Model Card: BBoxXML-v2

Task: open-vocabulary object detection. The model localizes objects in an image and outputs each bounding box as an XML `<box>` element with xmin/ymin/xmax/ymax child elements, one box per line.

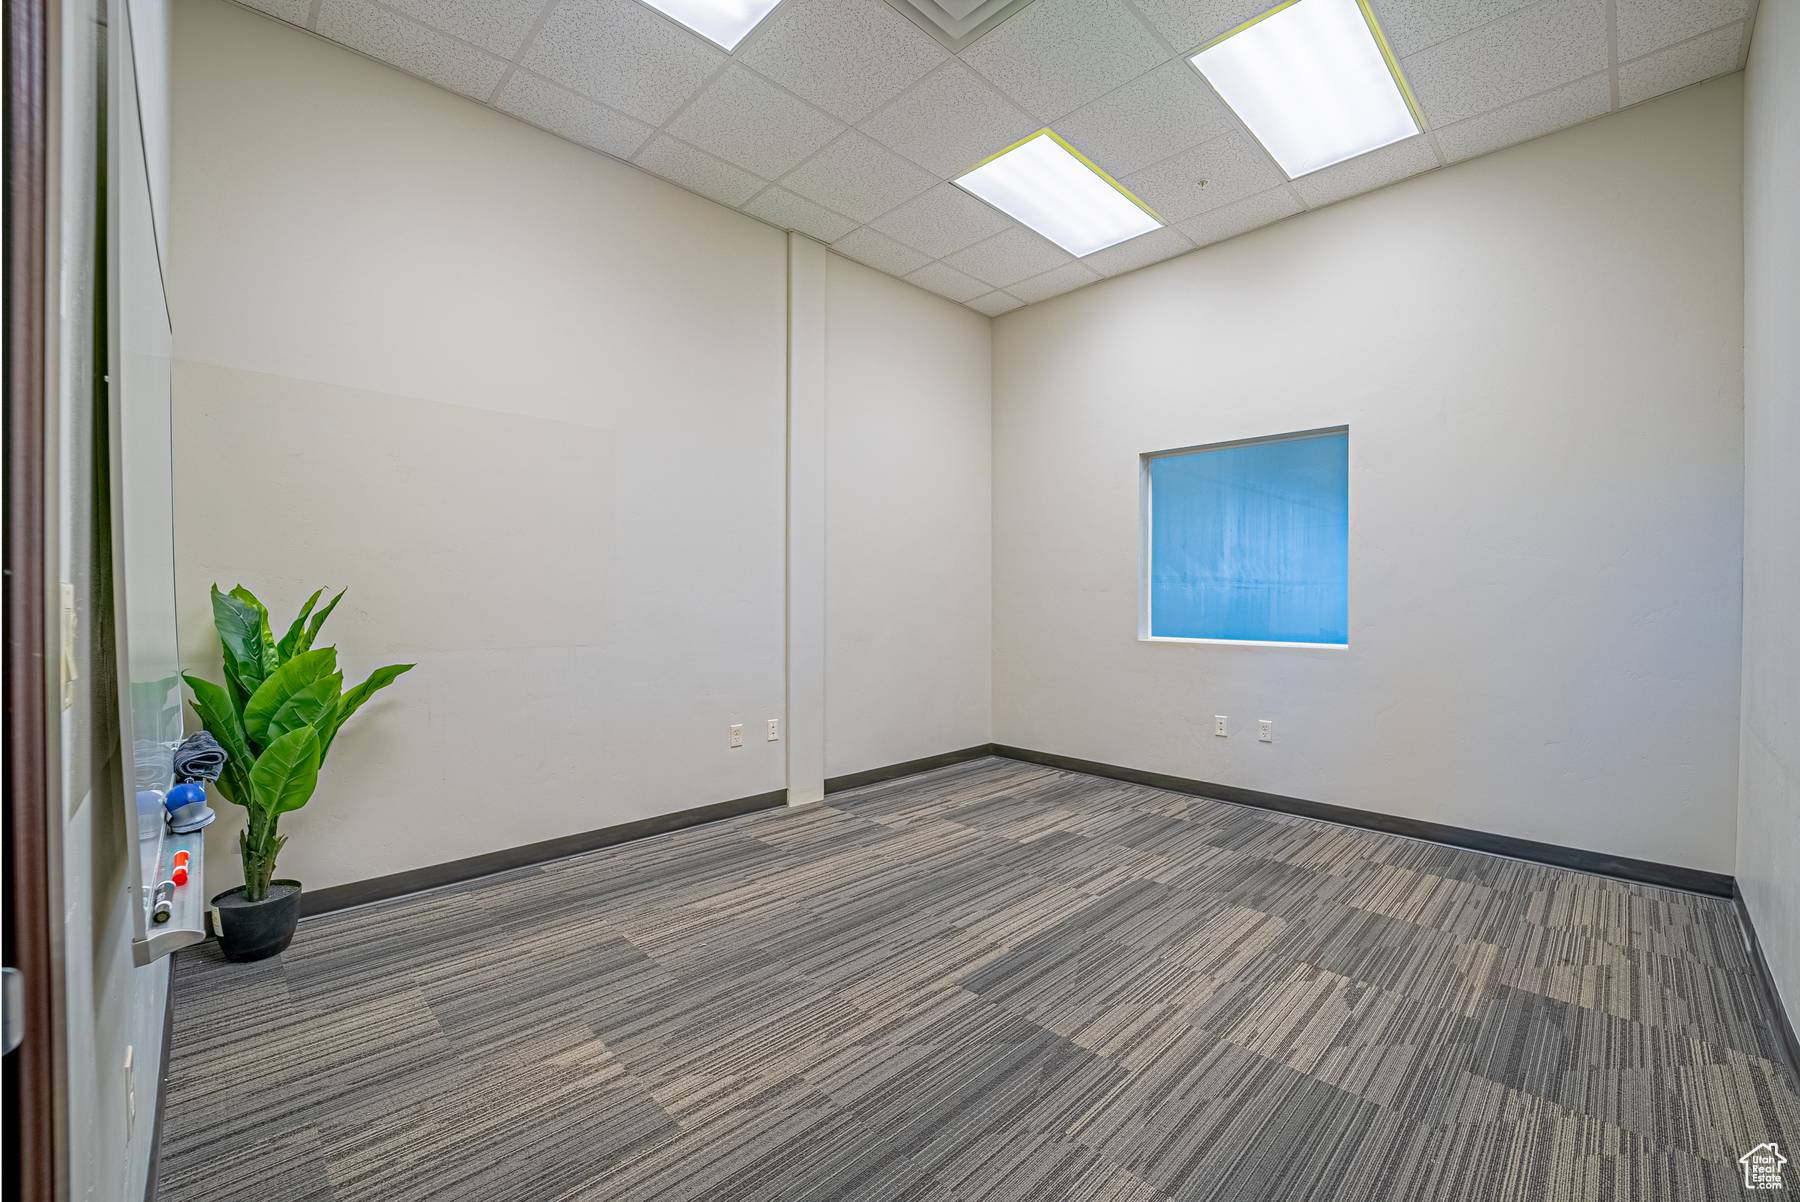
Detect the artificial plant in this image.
<box><xmin>183</xmin><ymin>585</ymin><xmax>414</xmax><ymax>901</ymax></box>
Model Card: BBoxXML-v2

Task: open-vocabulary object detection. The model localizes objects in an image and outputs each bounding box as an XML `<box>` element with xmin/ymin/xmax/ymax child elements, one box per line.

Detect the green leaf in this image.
<box><xmin>243</xmin><ymin>648</ymin><xmax>339</xmax><ymax>748</ymax></box>
<box><xmin>296</xmin><ymin>589</ymin><xmax>346</xmax><ymax>658</ymax></box>
<box><xmin>250</xmin><ymin>726</ymin><xmax>322</xmax><ymax>815</ymax></box>
<box><xmin>210</xmin><ymin>586</ymin><xmax>268</xmax><ymax>698</ymax></box>
<box><xmin>275</xmin><ymin>588</ymin><xmax>326</xmax><ymax>664</ymax></box>
<box><xmin>321</xmin><ymin>662</ymin><xmax>414</xmax><ymax>760</ymax></box>
<box><xmin>230</xmin><ymin>585</ymin><xmax>279</xmax><ymax>677</ymax></box>
<box><xmin>182</xmin><ymin>672</ymin><xmax>254</xmax><ymax>807</ymax></box>
<box><xmin>266</xmin><ymin>674</ymin><xmax>342</xmax><ymax>744</ymax></box>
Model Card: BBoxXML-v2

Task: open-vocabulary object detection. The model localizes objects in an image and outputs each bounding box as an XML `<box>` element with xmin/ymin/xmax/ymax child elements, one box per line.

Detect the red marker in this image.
<box><xmin>172</xmin><ymin>865</ymin><xmax>189</xmax><ymax>886</ymax></box>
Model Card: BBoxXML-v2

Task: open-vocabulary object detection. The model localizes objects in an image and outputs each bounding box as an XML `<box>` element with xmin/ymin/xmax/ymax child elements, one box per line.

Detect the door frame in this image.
<box><xmin>5</xmin><ymin>0</ymin><xmax>70</xmax><ymax>1195</ymax></box>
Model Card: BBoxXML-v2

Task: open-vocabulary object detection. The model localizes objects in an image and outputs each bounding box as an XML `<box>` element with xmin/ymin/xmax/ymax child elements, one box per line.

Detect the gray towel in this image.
<box><xmin>174</xmin><ymin>731</ymin><xmax>228</xmax><ymax>783</ymax></box>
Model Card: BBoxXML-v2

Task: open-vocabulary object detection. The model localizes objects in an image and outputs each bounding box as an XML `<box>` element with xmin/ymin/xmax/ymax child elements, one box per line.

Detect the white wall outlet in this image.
<box><xmin>1258</xmin><ymin>719</ymin><xmax>1273</xmax><ymax>743</ymax></box>
<box><xmin>1213</xmin><ymin>715</ymin><xmax>1228</xmax><ymax>737</ymax></box>
<box><xmin>728</xmin><ymin>723</ymin><xmax>744</xmax><ymax>749</ymax></box>
<box><xmin>767</xmin><ymin>718</ymin><xmax>780</xmax><ymax>742</ymax></box>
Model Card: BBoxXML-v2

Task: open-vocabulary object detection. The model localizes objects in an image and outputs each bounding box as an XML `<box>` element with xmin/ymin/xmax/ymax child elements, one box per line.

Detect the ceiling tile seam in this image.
<box><xmin>345</xmin><ymin>0</ymin><xmax>525</xmax><ymax>68</ymax></box>
<box><xmin>740</xmin><ymin>178</ymin><xmax>867</xmax><ymax>230</ymax></box>
<box><xmin>304</xmin><ymin>0</ymin><xmax>322</xmax><ymax>27</ymax></box>
<box><xmin>764</xmin><ymin>159</ymin><xmax>933</xmax><ymax>229</ymax></box>
<box><xmin>235</xmin><ymin>6</ymin><xmax>525</xmax><ymax>113</ymax></box>
<box><xmin>484</xmin><ymin>0</ymin><xmax>562</xmax><ymax>104</ymax></box>
<box><xmin>1389</xmin><ymin>0</ymin><xmax>1597</xmax><ymax>66</ymax></box>
<box><xmin>1616</xmin><ymin>19</ymin><xmax>1747</xmax><ymax>68</ymax></box>
<box><xmin>1168</xmin><ymin>57</ymin><xmax>1294</xmax><ymax>201</ymax></box>
<box><xmin>1603</xmin><ymin>0</ymin><xmax>1623</xmax><ymax>109</ymax></box>
<box><xmin>850</xmin><ymin>61</ymin><xmax>1023</xmax><ymax>178</ymax></box>
<box><xmin>956</xmin><ymin>13</ymin><xmax>1178</xmax><ymax>125</ymax></box>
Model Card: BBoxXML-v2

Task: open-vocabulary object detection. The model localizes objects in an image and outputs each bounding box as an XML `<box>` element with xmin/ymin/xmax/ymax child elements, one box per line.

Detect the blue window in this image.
<box><xmin>1146</xmin><ymin>429</ymin><xmax>1348</xmax><ymax>645</ymax></box>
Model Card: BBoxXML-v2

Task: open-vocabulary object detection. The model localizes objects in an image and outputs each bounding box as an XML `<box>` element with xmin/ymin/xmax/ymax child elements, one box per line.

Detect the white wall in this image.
<box><xmin>171</xmin><ymin>0</ymin><xmax>788</xmax><ymax>889</ymax></box>
<box><xmin>825</xmin><ymin>254</ymin><xmax>992</xmax><ymax>777</ymax></box>
<box><xmin>1738</xmin><ymin>2</ymin><xmax>1800</xmax><ymax>1030</ymax></box>
<box><xmin>992</xmin><ymin>78</ymin><xmax>1746</xmax><ymax>873</ymax></box>
<box><xmin>169</xmin><ymin>0</ymin><xmax>992</xmax><ymax>889</ymax></box>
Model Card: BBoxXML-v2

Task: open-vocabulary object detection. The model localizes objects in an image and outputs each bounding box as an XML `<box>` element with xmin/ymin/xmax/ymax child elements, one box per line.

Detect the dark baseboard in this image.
<box><xmin>143</xmin><ymin>969</ymin><xmax>174</xmax><ymax>1202</ymax></box>
<box><xmin>989</xmin><ymin>744</ymin><xmax>1734</xmax><ymax>898</ymax></box>
<box><xmin>825</xmin><ymin>745</ymin><xmax>995</xmax><ymax>794</ymax></box>
<box><xmin>299</xmin><ymin>787</ymin><xmax>788</xmax><ymax>916</ymax></box>
<box><xmin>1733</xmin><ymin>886</ymin><xmax>1800</xmax><ymax>1085</ymax></box>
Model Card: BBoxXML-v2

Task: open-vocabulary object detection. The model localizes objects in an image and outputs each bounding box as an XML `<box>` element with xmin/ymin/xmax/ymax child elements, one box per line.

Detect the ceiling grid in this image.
<box><xmin>233</xmin><ymin>0</ymin><xmax>1752</xmax><ymax>313</ymax></box>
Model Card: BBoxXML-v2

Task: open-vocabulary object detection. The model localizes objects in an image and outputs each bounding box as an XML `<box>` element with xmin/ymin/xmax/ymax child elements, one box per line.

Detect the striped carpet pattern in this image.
<box><xmin>160</xmin><ymin>757</ymin><xmax>1799</xmax><ymax>1201</ymax></box>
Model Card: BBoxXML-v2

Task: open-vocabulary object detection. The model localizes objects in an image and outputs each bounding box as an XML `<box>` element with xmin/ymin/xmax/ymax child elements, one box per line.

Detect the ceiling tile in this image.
<box><xmin>858</xmin><ymin>60</ymin><xmax>1039</xmax><ymax>176</ymax></box>
<box><xmin>1435</xmin><ymin>71</ymin><xmax>1610</xmax><ymax>162</ymax></box>
<box><xmin>779</xmin><ymin>130</ymin><xmax>937</xmax><ymax>222</ymax></box>
<box><xmin>1055</xmin><ymin>59</ymin><xmax>1238</xmax><ymax>178</ymax></box>
<box><xmin>1121</xmin><ymin>133</ymin><xmax>1284</xmax><ymax>223</ymax></box>
<box><xmin>1291</xmin><ymin>135</ymin><xmax>1437</xmax><ymax>207</ymax></box>
<box><xmin>237</xmin><ymin>0</ymin><xmax>312</xmax><ymax>23</ymax></box>
<box><xmin>1618</xmin><ymin>22</ymin><xmax>1745</xmax><ymax>107</ymax></box>
<box><xmin>1081</xmin><ymin>224</ymin><xmax>1194</xmax><ymax>276</ymax></box>
<box><xmin>666</xmin><ymin>65</ymin><xmax>845</xmax><ymax>178</ymax></box>
<box><xmin>945</xmin><ymin>227</ymin><xmax>1072</xmax><ymax>287</ymax></box>
<box><xmin>633</xmin><ymin>134</ymin><xmax>766</xmax><ymax>206</ymax></box>
<box><xmin>1616</xmin><ymin>0</ymin><xmax>1748</xmax><ymax>60</ymax></box>
<box><xmin>959</xmin><ymin>0</ymin><xmax>1169</xmax><ymax>121</ymax></box>
<box><xmin>496</xmin><ymin>70</ymin><xmax>655</xmax><ymax>159</ymax></box>
<box><xmin>1177</xmin><ymin>185</ymin><xmax>1301</xmax><ymax>246</ymax></box>
<box><xmin>737</xmin><ymin>0</ymin><xmax>948</xmax><ymax>123</ymax></box>
<box><xmin>869</xmin><ymin>182</ymin><xmax>1013</xmax><ymax>257</ymax></box>
<box><xmin>521</xmin><ymin>0</ymin><xmax>726</xmax><ymax>125</ymax></box>
<box><xmin>1402</xmin><ymin>0</ymin><xmax>1608</xmax><ymax>128</ymax></box>
<box><xmin>381</xmin><ymin>0</ymin><xmax>550</xmax><ymax>57</ymax></box>
<box><xmin>316</xmin><ymin>0</ymin><xmax>508</xmax><ymax>100</ymax></box>
<box><xmin>744</xmin><ymin>185</ymin><xmax>860</xmax><ymax>241</ymax></box>
<box><xmin>906</xmin><ymin>261</ymin><xmax>991</xmax><ymax>302</ymax></box>
<box><xmin>831</xmin><ymin>227</ymin><xmax>933</xmax><ymax>275</ymax></box>
<box><xmin>1369</xmin><ymin>0</ymin><xmax>1540</xmax><ymax>59</ymax></box>
<box><xmin>1126</xmin><ymin>0</ymin><xmax>1265</xmax><ymax>57</ymax></box>
<box><xmin>1007</xmin><ymin>260</ymin><xmax>1102</xmax><ymax>303</ymax></box>
<box><xmin>967</xmin><ymin>290</ymin><xmax>1025</xmax><ymax>316</ymax></box>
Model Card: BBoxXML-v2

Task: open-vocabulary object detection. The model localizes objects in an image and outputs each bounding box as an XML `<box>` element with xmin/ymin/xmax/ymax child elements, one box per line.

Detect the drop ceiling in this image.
<box><xmin>237</xmin><ymin>0</ymin><xmax>1755</xmax><ymax>315</ymax></box>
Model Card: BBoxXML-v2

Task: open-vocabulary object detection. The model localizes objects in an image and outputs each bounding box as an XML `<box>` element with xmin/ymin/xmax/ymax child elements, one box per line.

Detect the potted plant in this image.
<box><xmin>184</xmin><ymin>584</ymin><xmax>413</xmax><ymax>962</ymax></box>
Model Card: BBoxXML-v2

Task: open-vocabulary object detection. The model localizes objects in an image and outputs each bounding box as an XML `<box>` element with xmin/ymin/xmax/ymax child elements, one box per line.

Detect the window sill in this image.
<box><xmin>1139</xmin><ymin>636</ymin><xmax>1349</xmax><ymax>650</ymax></box>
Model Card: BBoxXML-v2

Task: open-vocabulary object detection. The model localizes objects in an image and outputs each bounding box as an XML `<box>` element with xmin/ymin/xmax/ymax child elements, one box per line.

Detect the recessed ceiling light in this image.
<box><xmin>1189</xmin><ymin>0</ymin><xmax>1420</xmax><ymax>179</ymax></box>
<box><xmin>953</xmin><ymin>130</ymin><xmax>1162</xmax><ymax>258</ymax></box>
<box><xmin>639</xmin><ymin>0</ymin><xmax>784</xmax><ymax>51</ymax></box>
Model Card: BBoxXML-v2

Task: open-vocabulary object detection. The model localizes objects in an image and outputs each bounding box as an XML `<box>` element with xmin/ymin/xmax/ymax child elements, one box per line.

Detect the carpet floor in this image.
<box><xmin>160</xmin><ymin>756</ymin><xmax>1799</xmax><ymax>1201</ymax></box>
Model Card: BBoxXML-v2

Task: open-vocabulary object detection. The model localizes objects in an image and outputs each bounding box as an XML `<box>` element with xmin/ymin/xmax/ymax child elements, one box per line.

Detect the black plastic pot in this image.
<box><xmin>211</xmin><ymin>880</ymin><xmax>303</xmax><ymax>962</ymax></box>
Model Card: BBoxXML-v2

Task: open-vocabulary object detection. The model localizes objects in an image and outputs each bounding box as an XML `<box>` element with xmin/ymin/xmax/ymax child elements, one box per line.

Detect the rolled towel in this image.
<box><xmin>174</xmin><ymin>731</ymin><xmax>228</xmax><ymax>783</ymax></box>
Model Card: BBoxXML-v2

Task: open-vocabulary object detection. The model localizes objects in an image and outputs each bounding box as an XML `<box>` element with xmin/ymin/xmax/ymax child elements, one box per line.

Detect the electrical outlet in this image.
<box><xmin>728</xmin><ymin>723</ymin><xmax>744</xmax><ymax>749</ymax></box>
<box><xmin>1213</xmin><ymin>715</ymin><xmax>1228</xmax><ymax>738</ymax></box>
<box><xmin>1258</xmin><ymin>719</ymin><xmax>1273</xmax><ymax>743</ymax></box>
<box><xmin>767</xmin><ymin>718</ymin><xmax>780</xmax><ymax>742</ymax></box>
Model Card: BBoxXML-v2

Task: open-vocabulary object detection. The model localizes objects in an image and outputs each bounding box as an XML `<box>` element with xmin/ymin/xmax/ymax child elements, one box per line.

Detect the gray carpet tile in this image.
<box><xmin>160</xmin><ymin>757</ymin><xmax>1800</xmax><ymax>1201</ymax></box>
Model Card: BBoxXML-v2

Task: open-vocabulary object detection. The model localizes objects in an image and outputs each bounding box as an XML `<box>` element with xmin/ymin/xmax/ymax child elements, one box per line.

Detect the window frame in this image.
<box><xmin>1139</xmin><ymin>425</ymin><xmax>1351</xmax><ymax>650</ymax></box>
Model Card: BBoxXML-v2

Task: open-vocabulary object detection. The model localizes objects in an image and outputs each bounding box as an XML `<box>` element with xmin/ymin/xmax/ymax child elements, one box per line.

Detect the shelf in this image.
<box><xmin>131</xmin><ymin>826</ymin><xmax>208</xmax><ymax>966</ymax></box>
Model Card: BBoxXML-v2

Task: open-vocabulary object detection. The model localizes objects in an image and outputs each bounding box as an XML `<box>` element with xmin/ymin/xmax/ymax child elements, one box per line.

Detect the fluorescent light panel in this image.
<box><xmin>639</xmin><ymin>0</ymin><xmax>783</xmax><ymax>50</ymax></box>
<box><xmin>954</xmin><ymin>132</ymin><xmax>1161</xmax><ymax>257</ymax></box>
<box><xmin>1190</xmin><ymin>0</ymin><xmax>1417</xmax><ymax>179</ymax></box>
